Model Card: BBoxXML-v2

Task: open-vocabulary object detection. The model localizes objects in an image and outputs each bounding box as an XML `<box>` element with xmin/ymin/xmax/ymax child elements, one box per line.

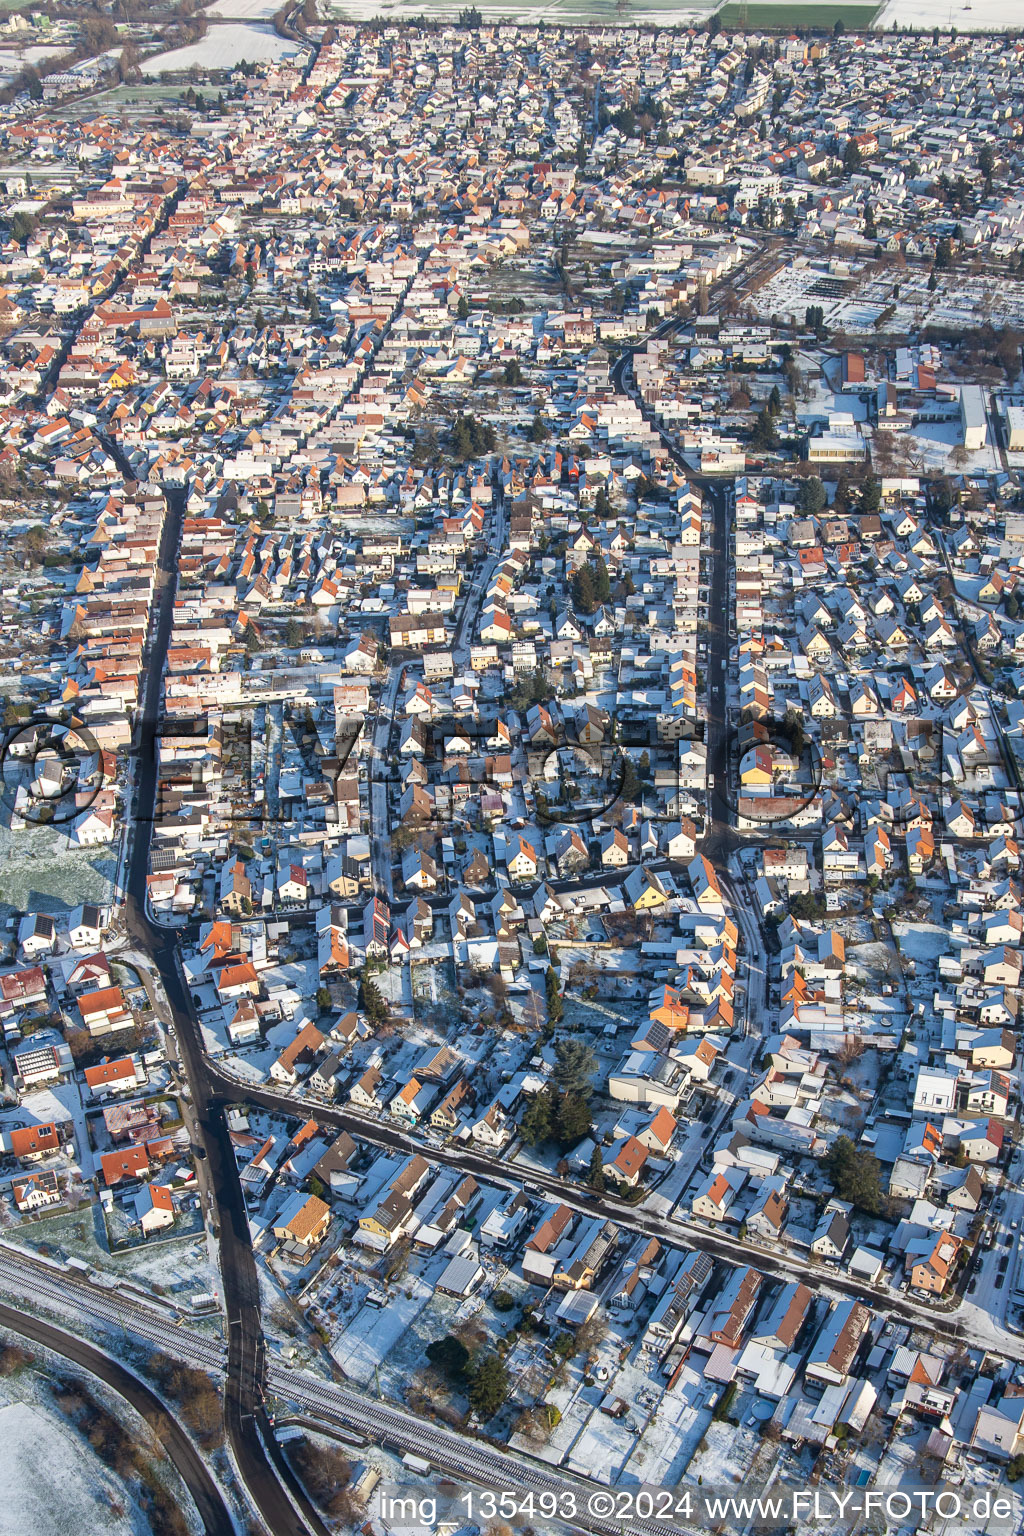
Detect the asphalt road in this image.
<box><xmin>609</xmin><ymin>338</ymin><xmax>735</xmax><ymax>859</ymax></box>
<box><xmin>85</xmin><ymin>306</ymin><xmax>1009</xmax><ymax>1526</ymax></box>
<box><xmin>699</xmin><ymin>479</ymin><xmax>737</xmax><ymax>861</ymax></box>
<box><xmin>112</xmin><ymin>466</ymin><xmax>329</xmax><ymax>1536</ymax></box>
<box><xmin>0</xmin><ymin>1298</ymin><xmax>234</xmax><ymax>1536</ymax></box>
<box><xmin>211</xmin><ymin>1068</ymin><xmax>997</xmax><ymax>1347</ymax></box>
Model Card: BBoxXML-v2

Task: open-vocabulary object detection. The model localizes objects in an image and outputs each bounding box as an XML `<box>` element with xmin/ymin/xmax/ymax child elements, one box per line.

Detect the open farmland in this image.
<box><xmin>206</xmin><ymin>0</ymin><xmax>282</xmax><ymax>14</ymax></box>
<box><xmin>321</xmin><ymin>0</ymin><xmax>1023</xmax><ymax>25</ymax></box>
<box><xmin>141</xmin><ymin>21</ymin><xmax>305</xmax><ymax>72</ymax></box>
<box><xmin>330</xmin><ymin>0</ymin><xmax>716</xmax><ymax>22</ymax></box>
<box><xmin>874</xmin><ymin>0</ymin><xmax>1024</xmax><ymax>29</ymax></box>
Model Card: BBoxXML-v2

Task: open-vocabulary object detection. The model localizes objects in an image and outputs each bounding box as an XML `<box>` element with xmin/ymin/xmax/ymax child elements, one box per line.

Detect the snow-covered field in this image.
<box><xmin>0</xmin><ymin>1400</ymin><xmax>143</xmax><ymax>1536</ymax></box>
<box><xmin>875</xmin><ymin>0</ymin><xmax>1024</xmax><ymax>28</ymax></box>
<box><xmin>0</xmin><ymin>45</ymin><xmax>68</xmax><ymax>67</ymax></box>
<box><xmin>141</xmin><ymin>23</ymin><xmax>304</xmax><ymax>74</ymax></box>
<box><xmin>898</xmin><ymin>419</ymin><xmax>1002</xmax><ymax>474</ymax></box>
<box><xmin>329</xmin><ymin>0</ymin><xmax>712</xmax><ymax>19</ymax></box>
<box><xmin>206</xmin><ymin>0</ymin><xmax>281</xmax><ymax>15</ymax></box>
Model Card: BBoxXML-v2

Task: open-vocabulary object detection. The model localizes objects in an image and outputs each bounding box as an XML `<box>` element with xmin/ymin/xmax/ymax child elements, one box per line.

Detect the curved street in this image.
<box><xmin>0</xmin><ymin>1298</ymin><xmax>235</xmax><ymax>1536</ymax></box>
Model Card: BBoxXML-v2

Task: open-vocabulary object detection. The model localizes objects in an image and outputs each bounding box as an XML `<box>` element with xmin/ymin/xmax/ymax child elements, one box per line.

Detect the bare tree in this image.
<box><xmin>576</xmin><ymin>1308</ymin><xmax>608</xmax><ymax>1362</ymax></box>
<box><xmin>837</xmin><ymin>1034</ymin><xmax>865</xmax><ymax>1066</ymax></box>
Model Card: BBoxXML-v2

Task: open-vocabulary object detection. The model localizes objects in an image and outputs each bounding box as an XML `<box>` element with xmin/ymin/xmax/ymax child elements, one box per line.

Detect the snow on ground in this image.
<box><xmin>0</xmin><ymin>821</ymin><xmax>114</xmax><ymax>919</ymax></box>
<box><xmin>875</xmin><ymin>0</ymin><xmax>1022</xmax><ymax>28</ymax></box>
<box><xmin>847</xmin><ymin>940</ymin><xmax>894</xmax><ymax>974</ymax></box>
<box><xmin>752</xmin><ymin>259</ymin><xmax>1024</xmax><ymax>335</ymax></box>
<box><xmin>5</xmin><ymin>1202</ymin><xmax>218</xmax><ymax>1305</ymax></box>
<box><xmin>329</xmin><ymin>0</ymin><xmax>711</xmax><ymax>19</ymax></box>
<box><xmin>629</xmin><ymin>1362</ymin><xmax>710</xmax><ymax>1485</ymax></box>
<box><xmin>565</xmin><ymin>1354</ymin><xmax>662</xmax><ymax>1483</ymax></box>
<box><xmin>0</xmin><ymin>45</ymin><xmax>68</xmax><ymax>67</ymax></box>
<box><xmin>112</xmin><ymin>1233</ymin><xmax>217</xmax><ymax>1298</ymax></box>
<box><xmin>254</xmin><ymin>1258</ymin><xmax>318</xmax><ymax>1363</ymax></box>
<box><xmin>377</xmin><ymin>959</ymin><xmax>413</xmax><ymax>1011</ymax></box>
<box><xmin>0</xmin><ymin>1399</ymin><xmax>145</xmax><ymax>1536</ymax></box>
<box><xmin>900</xmin><ymin>419</ymin><xmax>1002</xmax><ymax>475</ymax></box>
<box><xmin>565</xmin><ymin>1396</ymin><xmax>637</xmax><ymax>1482</ymax></box>
<box><xmin>330</xmin><ymin>1273</ymin><xmax>432</xmax><ymax>1384</ymax></box>
<box><xmin>141</xmin><ymin>23</ymin><xmax>303</xmax><ymax>73</ymax></box>
<box><xmin>657</xmin><ymin>1125</ymin><xmax>707</xmax><ymax>1212</ymax></box>
<box><xmin>686</xmin><ymin>1413</ymin><xmax>762</xmax><ymax>1487</ymax></box>
<box><xmin>17</xmin><ymin>1077</ymin><xmax>93</xmax><ymax>1177</ymax></box>
<box><xmin>206</xmin><ymin>0</ymin><xmax>280</xmax><ymax>14</ymax></box>
<box><xmin>891</xmin><ymin>921</ymin><xmax>951</xmax><ymax>962</ymax></box>
<box><xmin>544</xmin><ymin>1371</ymin><xmax>597</xmax><ymax>1463</ymax></box>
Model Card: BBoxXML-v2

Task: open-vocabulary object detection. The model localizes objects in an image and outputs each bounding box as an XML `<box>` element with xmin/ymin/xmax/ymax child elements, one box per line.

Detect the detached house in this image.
<box><xmin>270</xmin><ymin>1023</ymin><xmax>326</xmax><ymax>1086</ymax></box>
<box><xmin>907</xmin><ymin>1232</ymin><xmax>962</xmax><ymax>1295</ymax></box>
<box><xmin>746</xmin><ymin>1176</ymin><xmax>789</xmax><ymax>1241</ymax></box>
<box><xmin>507</xmin><ymin>836</ymin><xmax>539</xmax><ymax>881</ymax></box>
<box><xmin>273</xmin><ymin>1191</ymin><xmax>331</xmax><ymax>1253</ymax></box>
<box><xmin>692</xmin><ymin>1167</ymin><xmax>745</xmax><ymax>1222</ymax></box>
<box><xmin>810</xmin><ymin>1202</ymin><xmax>850</xmax><ymax>1261</ymax></box>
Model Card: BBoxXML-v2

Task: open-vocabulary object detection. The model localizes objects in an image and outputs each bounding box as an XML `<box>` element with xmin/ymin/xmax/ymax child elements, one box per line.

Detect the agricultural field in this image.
<box><xmin>873</xmin><ymin>0</ymin><xmax>1023</xmax><ymax>29</ymax></box>
<box><xmin>0</xmin><ymin>1399</ymin><xmax>143</xmax><ymax>1536</ymax></box>
<box><xmin>324</xmin><ymin>0</ymin><xmax>1019</xmax><ymax>24</ymax></box>
<box><xmin>329</xmin><ymin>0</ymin><xmax>715</xmax><ymax>23</ymax></box>
<box><xmin>141</xmin><ymin>21</ymin><xmax>305</xmax><ymax>73</ymax></box>
<box><xmin>206</xmin><ymin>0</ymin><xmax>282</xmax><ymax>15</ymax></box>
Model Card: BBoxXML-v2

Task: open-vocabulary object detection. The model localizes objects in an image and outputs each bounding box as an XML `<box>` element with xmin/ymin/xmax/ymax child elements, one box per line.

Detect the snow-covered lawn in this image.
<box><xmin>330</xmin><ymin>1274</ymin><xmax>432</xmax><ymax>1384</ymax></box>
<box><xmin>543</xmin><ymin>1372</ymin><xmax>599</xmax><ymax>1464</ymax></box>
<box><xmin>899</xmin><ymin>419</ymin><xmax>1002</xmax><ymax>475</ymax></box>
<box><xmin>629</xmin><ymin>1361</ymin><xmax>710</xmax><ymax>1484</ymax></box>
<box><xmin>0</xmin><ymin>820</ymin><xmax>115</xmax><ymax>918</ymax></box>
<box><xmin>565</xmin><ymin>1399</ymin><xmax>637</xmax><ymax>1482</ymax></box>
<box><xmin>847</xmin><ymin>939</ymin><xmax>897</xmax><ymax>977</ymax></box>
<box><xmin>0</xmin><ymin>44</ymin><xmax>68</xmax><ymax>67</ymax></box>
<box><xmin>686</xmin><ymin>1413</ymin><xmax>762</xmax><ymax>1487</ymax></box>
<box><xmin>891</xmin><ymin>921</ymin><xmax>952</xmax><ymax>962</ymax></box>
<box><xmin>141</xmin><ymin>23</ymin><xmax>304</xmax><ymax>73</ymax></box>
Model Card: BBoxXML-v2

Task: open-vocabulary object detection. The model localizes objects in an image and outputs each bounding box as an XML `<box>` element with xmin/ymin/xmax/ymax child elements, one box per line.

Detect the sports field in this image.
<box><xmin>717</xmin><ymin>1</ymin><xmax>880</xmax><ymax>26</ymax></box>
